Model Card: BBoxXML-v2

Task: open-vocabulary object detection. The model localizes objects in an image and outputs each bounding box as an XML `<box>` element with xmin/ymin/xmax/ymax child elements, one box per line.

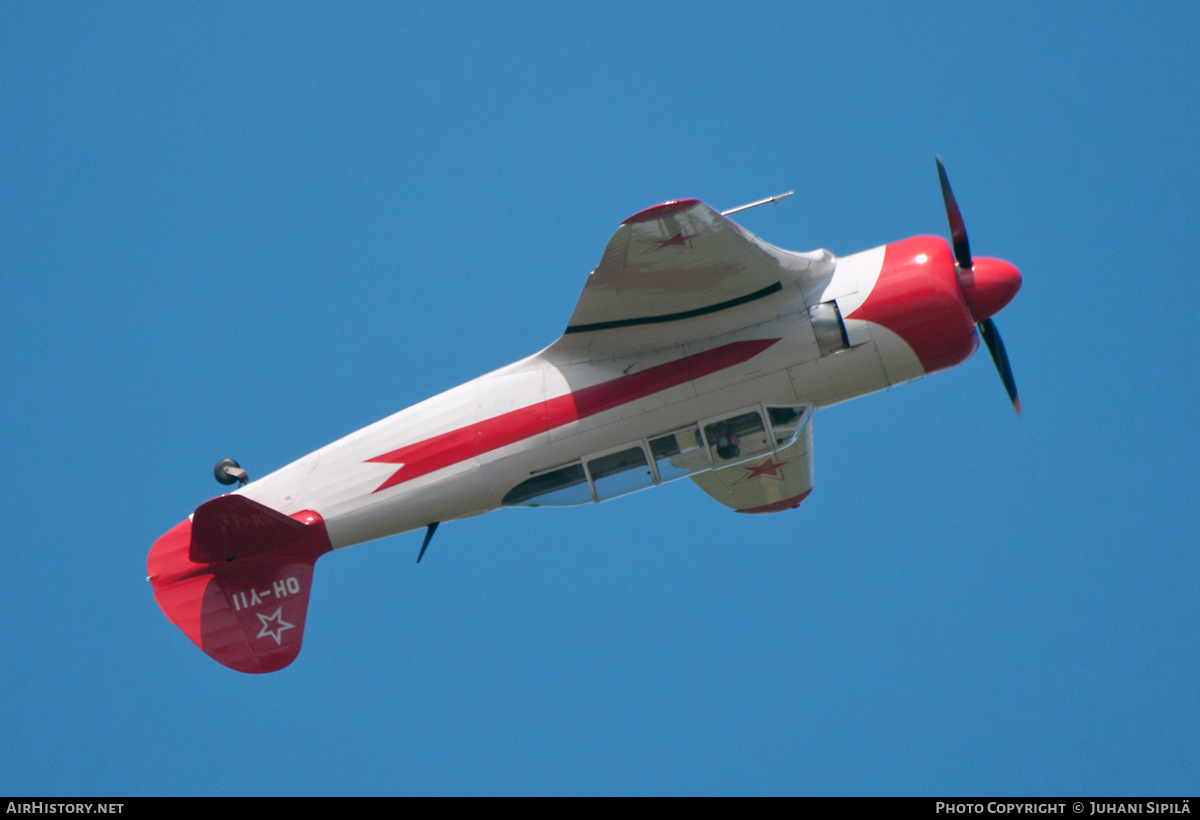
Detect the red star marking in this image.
<box><xmin>647</xmin><ymin>231</ymin><xmax>694</xmax><ymax>252</ymax></box>
<box><xmin>255</xmin><ymin>606</ymin><xmax>295</xmax><ymax>645</ymax></box>
<box><xmin>730</xmin><ymin>455</ymin><xmax>798</xmax><ymax>486</ymax></box>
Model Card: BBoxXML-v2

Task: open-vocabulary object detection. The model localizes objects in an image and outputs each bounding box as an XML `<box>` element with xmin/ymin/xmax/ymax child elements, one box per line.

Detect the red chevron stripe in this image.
<box><xmin>368</xmin><ymin>338</ymin><xmax>780</xmax><ymax>493</ymax></box>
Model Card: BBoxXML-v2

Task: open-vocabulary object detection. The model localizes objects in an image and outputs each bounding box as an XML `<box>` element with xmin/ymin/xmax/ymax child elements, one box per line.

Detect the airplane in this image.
<box><xmin>147</xmin><ymin>158</ymin><xmax>1021</xmax><ymax>674</ymax></box>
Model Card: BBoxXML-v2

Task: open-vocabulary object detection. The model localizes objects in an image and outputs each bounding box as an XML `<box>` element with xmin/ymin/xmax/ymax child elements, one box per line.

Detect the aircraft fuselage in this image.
<box><xmin>237</xmin><ymin>234</ymin><xmax>976</xmax><ymax>548</ymax></box>
<box><xmin>148</xmin><ymin>181</ymin><xmax>1021</xmax><ymax>673</ymax></box>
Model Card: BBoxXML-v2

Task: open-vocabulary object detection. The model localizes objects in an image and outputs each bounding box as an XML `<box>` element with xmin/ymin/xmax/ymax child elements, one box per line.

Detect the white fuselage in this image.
<box><xmin>234</xmin><ymin>241</ymin><xmax>935</xmax><ymax>551</ymax></box>
<box><xmin>149</xmin><ymin>177</ymin><xmax>1021</xmax><ymax>675</ymax></box>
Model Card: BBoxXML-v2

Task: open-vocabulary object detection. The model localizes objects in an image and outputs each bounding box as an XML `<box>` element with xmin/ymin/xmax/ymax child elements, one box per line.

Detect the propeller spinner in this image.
<box><xmin>935</xmin><ymin>156</ymin><xmax>1022</xmax><ymax>414</ymax></box>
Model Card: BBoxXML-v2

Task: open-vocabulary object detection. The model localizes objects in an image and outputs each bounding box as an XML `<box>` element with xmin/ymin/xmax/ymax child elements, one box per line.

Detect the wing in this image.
<box><xmin>690</xmin><ymin>419</ymin><xmax>813</xmax><ymax>513</ymax></box>
<box><xmin>565</xmin><ymin>199</ymin><xmax>826</xmax><ymax>340</ymax></box>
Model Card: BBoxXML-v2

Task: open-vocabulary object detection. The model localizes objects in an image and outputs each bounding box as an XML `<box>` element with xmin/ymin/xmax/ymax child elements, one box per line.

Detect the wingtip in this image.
<box><xmin>622</xmin><ymin>199</ymin><xmax>700</xmax><ymax>224</ymax></box>
<box><xmin>1012</xmin><ymin>397</ymin><xmax>1022</xmax><ymax>416</ymax></box>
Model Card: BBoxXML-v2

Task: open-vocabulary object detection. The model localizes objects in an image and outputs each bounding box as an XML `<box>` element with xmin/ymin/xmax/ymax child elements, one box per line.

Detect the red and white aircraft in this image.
<box><xmin>148</xmin><ymin>159</ymin><xmax>1021</xmax><ymax>673</ymax></box>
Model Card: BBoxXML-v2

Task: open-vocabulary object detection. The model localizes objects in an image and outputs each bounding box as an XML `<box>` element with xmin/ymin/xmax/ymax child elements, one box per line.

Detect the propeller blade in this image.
<box><xmin>977</xmin><ymin>318</ymin><xmax>1020</xmax><ymax>414</ymax></box>
<box><xmin>936</xmin><ymin>156</ymin><xmax>973</xmax><ymax>270</ymax></box>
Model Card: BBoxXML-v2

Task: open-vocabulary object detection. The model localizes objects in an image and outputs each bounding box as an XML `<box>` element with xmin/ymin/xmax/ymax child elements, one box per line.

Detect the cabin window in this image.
<box><xmin>506</xmin><ymin>409</ymin><xmax>802</xmax><ymax>509</ymax></box>
<box><xmin>766</xmin><ymin>405</ymin><xmax>807</xmax><ymax>448</ymax></box>
<box><xmin>648</xmin><ymin>425</ymin><xmax>709</xmax><ymax>483</ymax></box>
<box><xmin>502</xmin><ymin>462</ymin><xmax>593</xmax><ymax>507</ymax></box>
<box><xmin>809</xmin><ymin>301</ymin><xmax>849</xmax><ymax>356</ymax></box>
<box><xmin>587</xmin><ymin>445</ymin><xmax>654</xmax><ymax>501</ymax></box>
<box><xmin>702</xmin><ymin>410</ymin><xmax>771</xmax><ymax>467</ymax></box>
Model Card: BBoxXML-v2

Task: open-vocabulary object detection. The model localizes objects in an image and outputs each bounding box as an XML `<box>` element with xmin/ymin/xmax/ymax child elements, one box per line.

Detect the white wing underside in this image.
<box><xmin>690</xmin><ymin>420</ymin><xmax>814</xmax><ymax>513</ymax></box>
<box><xmin>561</xmin><ymin>199</ymin><xmax>832</xmax><ymax>355</ymax></box>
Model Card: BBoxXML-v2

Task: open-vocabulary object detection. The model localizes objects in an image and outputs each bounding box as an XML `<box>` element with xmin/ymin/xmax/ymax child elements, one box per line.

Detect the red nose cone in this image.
<box><xmin>959</xmin><ymin>256</ymin><xmax>1021</xmax><ymax>322</ymax></box>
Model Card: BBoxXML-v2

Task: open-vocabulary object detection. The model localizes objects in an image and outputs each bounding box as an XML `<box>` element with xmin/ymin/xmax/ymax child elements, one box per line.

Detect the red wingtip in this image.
<box><xmin>622</xmin><ymin>198</ymin><xmax>700</xmax><ymax>224</ymax></box>
<box><xmin>735</xmin><ymin>488</ymin><xmax>813</xmax><ymax>515</ymax></box>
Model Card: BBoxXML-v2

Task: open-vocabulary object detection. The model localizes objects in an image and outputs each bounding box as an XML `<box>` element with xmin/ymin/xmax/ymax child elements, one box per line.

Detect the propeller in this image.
<box><xmin>936</xmin><ymin>157</ymin><xmax>972</xmax><ymax>270</ymax></box>
<box><xmin>977</xmin><ymin>318</ymin><xmax>1021</xmax><ymax>415</ymax></box>
<box><xmin>935</xmin><ymin>156</ymin><xmax>1021</xmax><ymax>415</ymax></box>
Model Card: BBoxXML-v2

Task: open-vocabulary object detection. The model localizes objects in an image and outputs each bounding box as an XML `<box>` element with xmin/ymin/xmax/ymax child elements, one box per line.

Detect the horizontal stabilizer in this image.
<box><xmin>148</xmin><ymin>495</ymin><xmax>333</xmax><ymax>674</ymax></box>
<box><xmin>190</xmin><ymin>494</ymin><xmax>309</xmax><ymax>563</ymax></box>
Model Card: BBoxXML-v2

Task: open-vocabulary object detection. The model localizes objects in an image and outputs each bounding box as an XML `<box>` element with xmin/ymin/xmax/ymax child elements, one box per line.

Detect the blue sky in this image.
<box><xmin>2</xmin><ymin>2</ymin><xmax>1197</xmax><ymax>796</ymax></box>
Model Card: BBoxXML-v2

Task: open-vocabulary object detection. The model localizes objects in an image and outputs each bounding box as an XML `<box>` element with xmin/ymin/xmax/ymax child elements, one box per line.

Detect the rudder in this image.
<box><xmin>147</xmin><ymin>495</ymin><xmax>333</xmax><ymax>673</ymax></box>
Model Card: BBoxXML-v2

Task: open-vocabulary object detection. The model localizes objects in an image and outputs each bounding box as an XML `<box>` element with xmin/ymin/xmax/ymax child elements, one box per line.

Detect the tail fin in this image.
<box><xmin>147</xmin><ymin>495</ymin><xmax>333</xmax><ymax>674</ymax></box>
